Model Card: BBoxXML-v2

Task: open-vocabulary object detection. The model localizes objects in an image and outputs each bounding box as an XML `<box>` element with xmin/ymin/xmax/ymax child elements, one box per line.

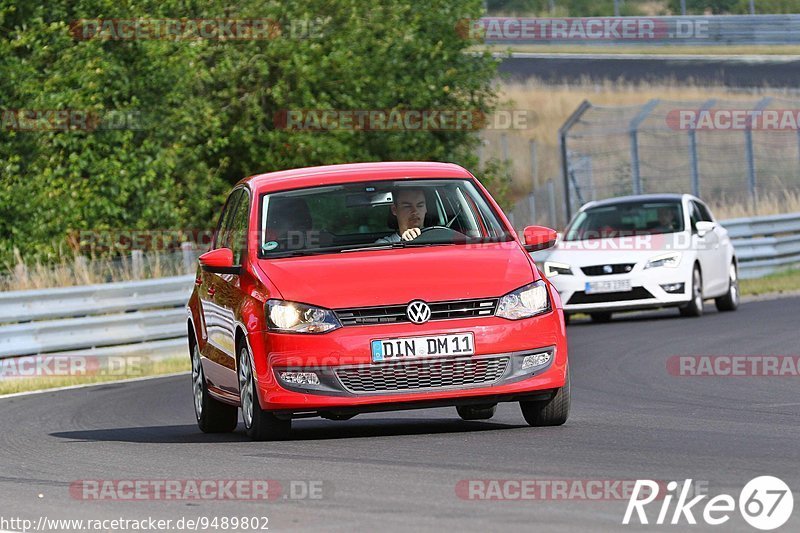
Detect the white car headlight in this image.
<box><xmin>544</xmin><ymin>261</ymin><xmax>572</xmax><ymax>277</ymax></box>
<box><xmin>496</xmin><ymin>281</ymin><xmax>551</xmax><ymax>320</ymax></box>
<box><xmin>266</xmin><ymin>300</ymin><xmax>341</xmax><ymax>333</ymax></box>
<box><xmin>644</xmin><ymin>252</ymin><xmax>682</xmax><ymax>269</ymax></box>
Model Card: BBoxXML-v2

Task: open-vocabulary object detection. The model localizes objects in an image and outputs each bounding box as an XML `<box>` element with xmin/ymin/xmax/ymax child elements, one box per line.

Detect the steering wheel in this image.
<box><xmin>412</xmin><ymin>225</ymin><xmax>467</xmax><ymax>244</ymax></box>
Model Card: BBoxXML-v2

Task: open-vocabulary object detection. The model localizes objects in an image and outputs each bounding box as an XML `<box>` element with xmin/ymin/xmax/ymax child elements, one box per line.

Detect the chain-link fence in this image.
<box><xmin>506</xmin><ymin>98</ymin><xmax>800</xmax><ymax>229</ymax></box>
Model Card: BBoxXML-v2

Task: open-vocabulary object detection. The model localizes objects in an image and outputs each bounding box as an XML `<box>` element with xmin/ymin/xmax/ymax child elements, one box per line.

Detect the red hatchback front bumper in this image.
<box><xmin>246</xmin><ymin>308</ymin><xmax>568</xmax><ymax>417</ymax></box>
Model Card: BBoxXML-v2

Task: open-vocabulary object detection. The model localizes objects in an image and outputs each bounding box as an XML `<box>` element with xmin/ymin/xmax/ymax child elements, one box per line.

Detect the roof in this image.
<box><xmin>242</xmin><ymin>162</ymin><xmax>473</xmax><ymax>193</ymax></box>
<box><xmin>582</xmin><ymin>193</ymin><xmax>690</xmax><ymax>210</ymax></box>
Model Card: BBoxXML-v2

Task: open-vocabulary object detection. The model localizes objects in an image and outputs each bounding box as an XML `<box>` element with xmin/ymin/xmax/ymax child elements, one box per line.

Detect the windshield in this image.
<box><xmin>564</xmin><ymin>201</ymin><xmax>684</xmax><ymax>241</ymax></box>
<box><xmin>259</xmin><ymin>179</ymin><xmax>512</xmax><ymax>258</ymax></box>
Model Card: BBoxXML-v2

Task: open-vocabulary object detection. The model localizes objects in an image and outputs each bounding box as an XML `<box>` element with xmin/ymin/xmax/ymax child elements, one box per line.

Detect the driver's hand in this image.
<box><xmin>401</xmin><ymin>228</ymin><xmax>421</xmax><ymax>241</ymax></box>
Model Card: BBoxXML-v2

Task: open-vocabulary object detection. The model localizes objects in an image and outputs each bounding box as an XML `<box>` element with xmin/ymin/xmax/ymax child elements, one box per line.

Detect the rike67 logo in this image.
<box><xmin>623</xmin><ymin>477</ymin><xmax>793</xmax><ymax>530</ymax></box>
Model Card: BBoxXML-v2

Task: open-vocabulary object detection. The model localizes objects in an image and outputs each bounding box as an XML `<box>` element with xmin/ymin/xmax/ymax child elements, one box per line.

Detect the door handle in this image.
<box><xmin>207</xmin><ymin>286</ymin><xmax>216</xmax><ymax>297</ymax></box>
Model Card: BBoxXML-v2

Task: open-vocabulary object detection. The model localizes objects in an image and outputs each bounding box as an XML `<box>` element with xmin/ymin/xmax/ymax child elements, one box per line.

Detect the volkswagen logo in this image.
<box><xmin>406</xmin><ymin>300</ymin><xmax>431</xmax><ymax>324</ymax></box>
<box><xmin>602</xmin><ymin>265</ymin><xmax>613</xmax><ymax>274</ymax></box>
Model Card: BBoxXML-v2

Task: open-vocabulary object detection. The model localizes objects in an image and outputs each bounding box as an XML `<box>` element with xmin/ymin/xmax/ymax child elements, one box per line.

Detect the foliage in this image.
<box><xmin>0</xmin><ymin>0</ymin><xmax>500</xmax><ymax>267</ymax></box>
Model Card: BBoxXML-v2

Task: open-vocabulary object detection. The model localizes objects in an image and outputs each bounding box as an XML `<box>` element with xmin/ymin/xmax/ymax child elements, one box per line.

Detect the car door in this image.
<box><xmin>696</xmin><ymin>200</ymin><xmax>730</xmax><ymax>295</ymax></box>
<box><xmin>211</xmin><ymin>187</ymin><xmax>253</xmax><ymax>394</ymax></box>
<box><xmin>688</xmin><ymin>200</ymin><xmax>721</xmax><ymax>296</ymax></box>
<box><xmin>199</xmin><ymin>189</ymin><xmax>243</xmax><ymax>394</ymax></box>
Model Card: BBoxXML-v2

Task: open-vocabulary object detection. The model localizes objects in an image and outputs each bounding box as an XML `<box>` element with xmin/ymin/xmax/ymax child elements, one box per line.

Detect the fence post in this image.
<box><xmin>181</xmin><ymin>242</ymin><xmax>195</xmax><ymax>274</ymax></box>
<box><xmin>547</xmin><ymin>179</ymin><xmax>557</xmax><ymax>229</ymax></box>
<box><xmin>629</xmin><ymin>99</ymin><xmax>660</xmax><ymax>196</ymax></box>
<box><xmin>131</xmin><ymin>250</ymin><xmax>144</xmax><ymax>280</ymax></box>
<box><xmin>745</xmin><ymin>97</ymin><xmax>773</xmax><ymax>208</ymax></box>
<box><xmin>559</xmin><ymin>100</ymin><xmax>592</xmax><ymax>222</ymax></box>
<box><xmin>689</xmin><ymin>99</ymin><xmax>716</xmax><ymax>197</ymax></box>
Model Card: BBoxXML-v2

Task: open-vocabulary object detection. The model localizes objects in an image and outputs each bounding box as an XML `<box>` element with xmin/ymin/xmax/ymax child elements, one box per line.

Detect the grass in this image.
<box><xmin>0</xmin><ymin>356</ymin><xmax>190</xmax><ymax>396</ymax></box>
<box><xmin>1</xmin><ymin>247</ymin><xmax>193</xmax><ymax>291</ymax></box>
<box><xmin>740</xmin><ymin>268</ymin><xmax>800</xmax><ymax>296</ymax></box>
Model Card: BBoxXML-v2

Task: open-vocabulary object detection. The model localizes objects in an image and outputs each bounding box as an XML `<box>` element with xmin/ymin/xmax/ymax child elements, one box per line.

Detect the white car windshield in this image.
<box><xmin>564</xmin><ymin>201</ymin><xmax>684</xmax><ymax>241</ymax></box>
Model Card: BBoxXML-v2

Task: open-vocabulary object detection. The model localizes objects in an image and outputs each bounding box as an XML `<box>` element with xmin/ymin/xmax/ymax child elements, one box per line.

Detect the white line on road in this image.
<box><xmin>0</xmin><ymin>371</ymin><xmax>189</xmax><ymax>401</ymax></box>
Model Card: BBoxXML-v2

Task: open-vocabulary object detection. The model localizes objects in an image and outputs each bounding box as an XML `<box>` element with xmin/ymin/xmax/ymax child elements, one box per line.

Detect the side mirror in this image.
<box><xmin>695</xmin><ymin>221</ymin><xmax>716</xmax><ymax>237</ymax></box>
<box><xmin>199</xmin><ymin>248</ymin><xmax>240</xmax><ymax>274</ymax></box>
<box><xmin>523</xmin><ymin>225</ymin><xmax>558</xmax><ymax>252</ymax></box>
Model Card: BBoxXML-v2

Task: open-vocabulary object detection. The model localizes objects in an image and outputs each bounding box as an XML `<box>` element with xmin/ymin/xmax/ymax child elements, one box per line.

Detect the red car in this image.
<box><xmin>187</xmin><ymin>162</ymin><xmax>569</xmax><ymax>440</ymax></box>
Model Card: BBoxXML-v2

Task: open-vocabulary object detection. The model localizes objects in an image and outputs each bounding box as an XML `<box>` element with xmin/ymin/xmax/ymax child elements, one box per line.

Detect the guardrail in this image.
<box><xmin>0</xmin><ymin>275</ymin><xmax>193</xmax><ymax>360</ymax></box>
<box><xmin>482</xmin><ymin>15</ymin><xmax>800</xmax><ymax>46</ymax></box>
<box><xmin>720</xmin><ymin>213</ymin><xmax>800</xmax><ymax>279</ymax></box>
<box><xmin>1</xmin><ymin>213</ymin><xmax>798</xmax><ymax>361</ymax></box>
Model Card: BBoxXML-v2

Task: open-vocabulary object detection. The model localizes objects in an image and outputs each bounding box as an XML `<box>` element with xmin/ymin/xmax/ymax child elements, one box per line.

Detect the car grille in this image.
<box><xmin>335</xmin><ymin>356</ymin><xmax>510</xmax><ymax>393</ymax></box>
<box><xmin>335</xmin><ymin>298</ymin><xmax>498</xmax><ymax>326</ymax></box>
<box><xmin>567</xmin><ymin>287</ymin><xmax>654</xmax><ymax>304</ymax></box>
<box><xmin>581</xmin><ymin>264</ymin><xmax>635</xmax><ymax>276</ymax></box>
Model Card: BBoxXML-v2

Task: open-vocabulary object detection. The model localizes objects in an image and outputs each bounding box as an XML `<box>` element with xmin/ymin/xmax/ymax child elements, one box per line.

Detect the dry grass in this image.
<box><xmin>0</xmin><ymin>357</ymin><xmax>190</xmax><ymax>396</ymax></box>
<box><xmin>1</xmin><ymin>248</ymin><xmax>191</xmax><ymax>292</ymax></box>
<box><xmin>486</xmin><ymin>79</ymin><xmax>800</xmax><ymax>220</ymax></box>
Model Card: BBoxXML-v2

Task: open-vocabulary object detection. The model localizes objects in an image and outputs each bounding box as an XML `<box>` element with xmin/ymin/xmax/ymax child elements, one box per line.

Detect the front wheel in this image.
<box><xmin>520</xmin><ymin>370</ymin><xmax>570</xmax><ymax>427</ymax></box>
<box><xmin>192</xmin><ymin>343</ymin><xmax>238</xmax><ymax>433</ymax></box>
<box><xmin>679</xmin><ymin>265</ymin><xmax>704</xmax><ymax>317</ymax></box>
<box><xmin>715</xmin><ymin>262</ymin><xmax>739</xmax><ymax>312</ymax></box>
<box><xmin>238</xmin><ymin>345</ymin><xmax>291</xmax><ymax>441</ymax></box>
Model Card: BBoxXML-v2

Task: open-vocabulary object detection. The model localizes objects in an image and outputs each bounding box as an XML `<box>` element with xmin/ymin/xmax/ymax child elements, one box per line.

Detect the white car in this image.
<box><xmin>542</xmin><ymin>194</ymin><xmax>739</xmax><ymax>322</ymax></box>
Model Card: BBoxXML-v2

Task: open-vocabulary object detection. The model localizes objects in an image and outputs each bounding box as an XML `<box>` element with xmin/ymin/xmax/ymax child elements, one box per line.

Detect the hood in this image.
<box><xmin>257</xmin><ymin>243</ymin><xmax>536</xmax><ymax>309</ymax></box>
<box><xmin>547</xmin><ymin>234</ymin><xmax>683</xmax><ymax>267</ymax></box>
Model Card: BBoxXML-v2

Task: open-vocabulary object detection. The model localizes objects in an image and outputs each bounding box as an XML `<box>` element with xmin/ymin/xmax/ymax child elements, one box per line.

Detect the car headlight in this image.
<box><xmin>644</xmin><ymin>252</ymin><xmax>682</xmax><ymax>269</ymax></box>
<box><xmin>266</xmin><ymin>300</ymin><xmax>341</xmax><ymax>333</ymax></box>
<box><xmin>496</xmin><ymin>281</ymin><xmax>551</xmax><ymax>320</ymax></box>
<box><xmin>544</xmin><ymin>261</ymin><xmax>572</xmax><ymax>277</ymax></box>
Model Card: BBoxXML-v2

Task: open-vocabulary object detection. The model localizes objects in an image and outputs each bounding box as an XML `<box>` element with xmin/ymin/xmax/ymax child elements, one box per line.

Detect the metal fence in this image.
<box><xmin>548</xmin><ymin>98</ymin><xmax>800</xmax><ymax>221</ymax></box>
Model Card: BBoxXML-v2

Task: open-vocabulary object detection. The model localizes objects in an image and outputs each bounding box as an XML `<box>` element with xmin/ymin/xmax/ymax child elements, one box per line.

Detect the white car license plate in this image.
<box><xmin>585</xmin><ymin>280</ymin><xmax>632</xmax><ymax>294</ymax></box>
<box><xmin>371</xmin><ymin>333</ymin><xmax>474</xmax><ymax>362</ymax></box>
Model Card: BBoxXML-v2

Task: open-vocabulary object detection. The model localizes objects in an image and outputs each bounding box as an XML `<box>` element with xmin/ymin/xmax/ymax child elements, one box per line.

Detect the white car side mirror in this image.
<box><xmin>695</xmin><ymin>221</ymin><xmax>716</xmax><ymax>237</ymax></box>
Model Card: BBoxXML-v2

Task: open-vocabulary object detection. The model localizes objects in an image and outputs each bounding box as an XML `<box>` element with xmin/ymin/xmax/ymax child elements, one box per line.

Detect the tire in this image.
<box><xmin>520</xmin><ymin>369</ymin><xmax>570</xmax><ymax>427</ymax></box>
<box><xmin>715</xmin><ymin>262</ymin><xmax>739</xmax><ymax>312</ymax></box>
<box><xmin>456</xmin><ymin>404</ymin><xmax>497</xmax><ymax>421</ymax></box>
<box><xmin>191</xmin><ymin>343</ymin><xmax>238</xmax><ymax>433</ymax></box>
<box><xmin>238</xmin><ymin>344</ymin><xmax>291</xmax><ymax>441</ymax></box>
<box><xmin>563</xmin><ymin>313</ymin><xmax>571</xmax><ymax>326</ymax></box>
<box><xmin>590</xmin><ymin>312</ymin><xmax>612</xmax><ymax>323</ymax></box>
<box><xmin>679</xmin><ymin>265</ymin><xmax>704</xmax><ymax>317</ymax></box>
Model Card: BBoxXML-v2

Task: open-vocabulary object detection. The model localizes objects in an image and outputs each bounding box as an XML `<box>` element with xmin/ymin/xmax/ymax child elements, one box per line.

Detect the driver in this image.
<box><xmin>657</xmin><ymin>206</ymin><xmax>679</xmax><ymax>231</ymax></box>
<box><xmin>376</xmin><ymin>188</ymin><xmax>427</xmax><ymax>244</ymax></box>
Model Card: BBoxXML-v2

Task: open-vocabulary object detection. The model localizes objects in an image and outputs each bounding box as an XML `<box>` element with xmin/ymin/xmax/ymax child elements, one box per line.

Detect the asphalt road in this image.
<box><xmin>1</xmin><ymin>296</ymin><xmax>799</xmax><ymax>532</ymax></box>
<box><xmin>499</xmin><ymin>54</ymin><xmax>800</xmax><ymax>87</ymax></box>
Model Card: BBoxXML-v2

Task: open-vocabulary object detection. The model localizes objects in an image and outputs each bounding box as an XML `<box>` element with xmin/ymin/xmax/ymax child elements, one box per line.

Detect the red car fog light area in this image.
<box><xmin>279</xmin><ymin>371</ymin><xmax>320</xmax><ymax>385</ymax></box>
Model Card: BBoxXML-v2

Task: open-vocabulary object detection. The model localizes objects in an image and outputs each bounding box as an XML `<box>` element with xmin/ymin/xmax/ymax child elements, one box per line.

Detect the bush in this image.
<box><xmin>0</xmin><ymin>0</ymin><xmax>500</xmax><ymax>268</ymax></box>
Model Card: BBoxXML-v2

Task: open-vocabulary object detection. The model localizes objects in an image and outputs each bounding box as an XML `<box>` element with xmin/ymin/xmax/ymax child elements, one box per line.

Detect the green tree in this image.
<box><xmin>0</xmin><ymin>0</ymin><xmax>500</xmax><ymax>267</ymax></box>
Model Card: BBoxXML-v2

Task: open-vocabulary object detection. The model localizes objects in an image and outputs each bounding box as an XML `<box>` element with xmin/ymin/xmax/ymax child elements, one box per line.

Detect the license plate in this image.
<box><xmin>371</xmin><ymin>333</ymin><xmax>474</xmax><ymax>362</ymax></box>
<box><xmin>585</xmin><ymin>280</ymin><xmax>632</xmax><ymax>294</ymax></box>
